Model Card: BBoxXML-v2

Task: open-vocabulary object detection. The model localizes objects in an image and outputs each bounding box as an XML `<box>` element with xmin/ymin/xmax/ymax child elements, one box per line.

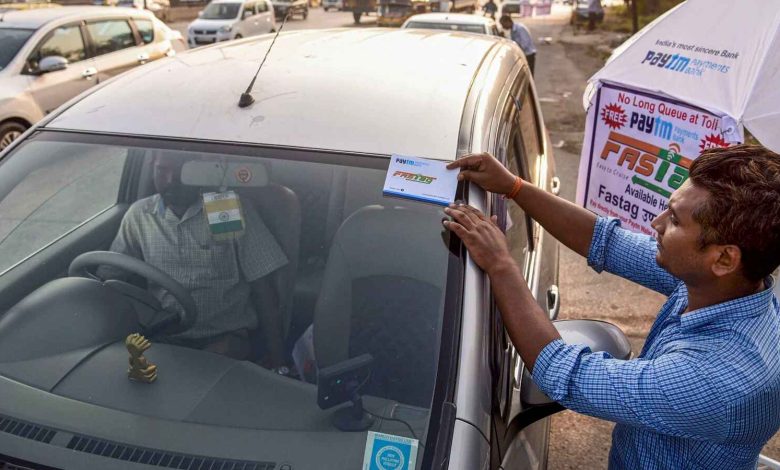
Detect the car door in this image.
<box><xmin>255</xmin><ymin>0</ymin><xmax>275</xmax><ymax>32</ymax></box>
<box><xmin>26</xmin><ymin>22</ymin><xmax>97</xmax><ymax>116</ymax></box>
<box><xmin>237</xmin><ymin>3</ymin><xmax>256</xmax><ymax>36</ymax></box>
<box><xmin>85</xmin><ymin>18</ymin><xmax>145</xmax><ymax>82</ymax></box>
<box><xmin>484</xmin><ymin>70</ymin><xmax>552</xmax><ymax>470</ymax></box>
<box><xmin>131</xmin><ymin>17</ymin><xmax>168</xmax><ymax>63</ymax></box>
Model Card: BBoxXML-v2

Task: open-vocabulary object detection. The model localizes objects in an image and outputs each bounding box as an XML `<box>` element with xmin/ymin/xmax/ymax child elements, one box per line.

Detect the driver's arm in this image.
<box><xmin>250</xmin><ymin>277</ymin><xmax>285</xmax><ymax>367</ymax></box>
<box><xmin>98</xmin><ymin>206</ymin><xmax>144</xmax><ymax>281</ymax></box>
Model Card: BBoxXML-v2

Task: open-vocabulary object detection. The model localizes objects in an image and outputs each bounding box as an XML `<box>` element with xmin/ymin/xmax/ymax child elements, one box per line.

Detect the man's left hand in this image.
<box><xmin>443</xmin><ymin>204</ymin><xmax>515</xmax><ymax>276</ymax></box>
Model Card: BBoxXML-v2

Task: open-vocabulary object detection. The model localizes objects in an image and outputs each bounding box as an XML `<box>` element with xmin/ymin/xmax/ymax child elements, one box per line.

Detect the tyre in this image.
<box><xmin>353</xmin><ymin>10</ymin><xmax>361</xmax><ymax>23</ymax></box>
<box><xmin>234</xmin><ymin>34</ymin><xmax>242</xmax><ymax>39</ymax></box>
<box><xmin>0</xmin><ymin>121</ymin><xmax>27</xmax><ymax>151</ymax></box>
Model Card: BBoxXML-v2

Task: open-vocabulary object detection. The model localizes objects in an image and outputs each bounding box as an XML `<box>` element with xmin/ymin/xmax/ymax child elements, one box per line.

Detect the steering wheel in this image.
<box><xmin>68</xmin><ymin>251</ymin><xmax>197</xmax><ymax>333</ymax></box>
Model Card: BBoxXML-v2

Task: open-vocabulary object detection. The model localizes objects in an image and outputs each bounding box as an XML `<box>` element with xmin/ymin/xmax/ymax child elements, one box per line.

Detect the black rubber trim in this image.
<box><xmin>0</xmin><ymin>452</ymin><xmax>62</xmax><ymax>470</ymax></box>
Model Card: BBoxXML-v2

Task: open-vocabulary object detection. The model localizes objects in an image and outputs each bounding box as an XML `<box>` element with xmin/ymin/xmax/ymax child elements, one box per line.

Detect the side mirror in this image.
<box><xmin>38</xmin><ymin>56</ymin><xmax>69</xmax><ymax>74</ymax></box>
<box><xmin>522</xmin><ymin>319</ymin><xmax>631</xmax><ymax>406</ymax></box>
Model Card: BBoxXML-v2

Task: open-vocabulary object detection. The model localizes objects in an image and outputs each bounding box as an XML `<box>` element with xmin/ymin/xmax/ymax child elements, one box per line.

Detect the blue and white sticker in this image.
<box><xmin>362</xmin><ymin>431</ymin><xmax>419</xmax><ymax>470</ymax></box>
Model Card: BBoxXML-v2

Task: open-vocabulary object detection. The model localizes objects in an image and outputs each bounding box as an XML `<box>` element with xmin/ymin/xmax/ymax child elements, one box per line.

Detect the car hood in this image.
<box><xmin>188</xmin><ymin>18</ymin><xmax>237</xmax><ymax>29</ymax></box>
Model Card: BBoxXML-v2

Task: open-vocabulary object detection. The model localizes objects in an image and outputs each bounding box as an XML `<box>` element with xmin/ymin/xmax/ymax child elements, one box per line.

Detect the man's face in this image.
<box><xmin>650</xmin><ymin>180</ymin><xmax>714</xmax><ymax>282</ymax></box>
<box><xmin>153</xmin><ymin>154</ymin><xmax>199</xmax><ymax>209</ymax></box>
<box><xmin>500</xmin><ymin>19</ymin><xmax>512</xmax><ymax>29</ymax></box>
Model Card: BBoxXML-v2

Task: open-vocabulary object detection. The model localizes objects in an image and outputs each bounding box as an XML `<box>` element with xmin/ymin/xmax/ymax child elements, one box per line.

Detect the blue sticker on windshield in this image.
<box><xmin>362</xmin><ymin>431</ymin><xmax>419</xmax><ymax>470</ymax></box>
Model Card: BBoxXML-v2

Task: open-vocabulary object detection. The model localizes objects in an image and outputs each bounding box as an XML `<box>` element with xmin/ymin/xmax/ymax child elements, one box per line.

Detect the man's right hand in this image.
<box><xmin>447</xmin><ymin>153</ymin><xmax>518</xmax><ymax>195</ymax></box>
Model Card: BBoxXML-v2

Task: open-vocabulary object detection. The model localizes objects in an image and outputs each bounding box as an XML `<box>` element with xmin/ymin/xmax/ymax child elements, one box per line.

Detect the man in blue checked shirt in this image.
<box><xmin>442</xmin><ymin>144</ymin><xmax>780</xmax><ymax>470</ymax></box>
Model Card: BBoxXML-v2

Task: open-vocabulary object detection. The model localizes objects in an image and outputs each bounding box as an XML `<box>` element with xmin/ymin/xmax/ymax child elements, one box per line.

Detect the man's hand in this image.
<box><xmin>443</xmin><ymin>203</ymin><xmax>515</xmax><ymax>276</ymax></box>
<box><xmin>447</xmin><ymin>153</ymin><xmax>517</xmax><ymax>195</ymax></box>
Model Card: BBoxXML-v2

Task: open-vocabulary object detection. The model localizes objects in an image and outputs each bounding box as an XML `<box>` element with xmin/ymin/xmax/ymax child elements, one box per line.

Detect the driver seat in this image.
<box><xmin>313</xmin><ymin>205</ymin><xmax>446</xmax><ymax>407</ymax></box>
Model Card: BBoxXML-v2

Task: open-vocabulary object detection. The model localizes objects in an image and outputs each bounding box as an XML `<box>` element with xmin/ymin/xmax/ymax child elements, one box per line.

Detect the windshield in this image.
<box><xmin>0</xmin><ymin>28</ymin><xmax>34</xmax><ymax>70</ymax></box>
<box><xmin>0</xmin><ymin>133</ymin><xmax>456</xmax><ymax>467</ymax></box>
<box><xmin>201</xmin><ymin>2</ymin><xmax>241</xmax><ymax>19</ymax></box>
<box><xmin>404</xmin><ymin>21</ymin><xmax>485</xmax><ymax>34</ymax></box>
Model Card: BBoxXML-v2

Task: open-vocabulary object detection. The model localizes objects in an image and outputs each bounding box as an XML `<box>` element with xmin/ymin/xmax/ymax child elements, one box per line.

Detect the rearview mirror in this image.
<box><xmin>521</xmin><ymin>319</ymin><xmax>631</xmax><ymax>405</ymax></box>
<box><xmin>38</xmin><ymin>56</ymin><xmax>69</xmax><ymax>74</ymax></box>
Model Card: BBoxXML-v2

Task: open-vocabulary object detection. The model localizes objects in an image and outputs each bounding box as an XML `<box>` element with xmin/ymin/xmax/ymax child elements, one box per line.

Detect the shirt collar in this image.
<box><xmin>678</xmin><ymin>276</ymin><xmax>776</xmax><ymax>332</ymax></box>
<box><xmin>150</xmin><ymin>194</ymin><xmax>203</xmax><ymax>222</ymax></box>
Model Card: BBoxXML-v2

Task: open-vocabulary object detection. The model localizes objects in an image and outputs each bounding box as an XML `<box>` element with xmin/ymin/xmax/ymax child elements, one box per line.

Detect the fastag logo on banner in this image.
<box><xmin>576</xmin><ymin>84</ymin><xmax>734</xmax><ymax>236</ymax></box>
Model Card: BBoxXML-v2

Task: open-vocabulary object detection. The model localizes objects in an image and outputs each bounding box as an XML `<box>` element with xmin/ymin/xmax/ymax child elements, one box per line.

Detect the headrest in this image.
<box><xmin>180</xmin><ymin>161</ymin><xmax>269</xmax><ymax>188</ymax></box>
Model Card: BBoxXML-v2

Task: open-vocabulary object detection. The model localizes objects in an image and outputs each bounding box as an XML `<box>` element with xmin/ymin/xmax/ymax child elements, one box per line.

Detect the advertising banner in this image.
<box><xmin>576</xmin><ymin>83</ymin><xmax>737</xmax><ymax>236</ymax></box>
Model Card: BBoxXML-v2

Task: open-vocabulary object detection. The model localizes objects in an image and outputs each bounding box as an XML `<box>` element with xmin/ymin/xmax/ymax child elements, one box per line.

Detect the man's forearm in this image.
<box><xmin>512</xmin><ymin>182</ymin><xmax>597</xmax><ymax>258</ymax></box>
<box><xmin>487</xmin><ymin>260</ymin><xmax>561</xmax><ymax>371</ymax></box>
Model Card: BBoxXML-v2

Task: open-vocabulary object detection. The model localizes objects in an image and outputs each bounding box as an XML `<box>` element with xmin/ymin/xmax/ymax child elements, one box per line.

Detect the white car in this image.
<box><xmin>0</xmin><ymin>29</ymin><xmax>628</xmax><ymax>469</ymax></box>
<box><xmin>322</xmin><ymin>0</ymin><xmax>343</xmax><ymax>11</ymax></box>
<box><xmin>187</xmin><ymin>0</ymin><xmax>275</xmax><ymax>47</ymax></box>
<box><xmin>402</xmin><ymin>12</ymin><xmax>502</xmax><ymax>35</ymax></box>
<box><xmin>0</xmin><ymin>6</ymin><xmax>185</xmax><ymax>150</ymax></box>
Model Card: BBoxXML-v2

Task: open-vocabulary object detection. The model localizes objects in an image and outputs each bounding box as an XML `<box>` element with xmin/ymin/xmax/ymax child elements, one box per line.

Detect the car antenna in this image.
<box><xmin>238</xmin><ymin>11</ymin><xmax>292</xmax><ymax>109</ymax></box>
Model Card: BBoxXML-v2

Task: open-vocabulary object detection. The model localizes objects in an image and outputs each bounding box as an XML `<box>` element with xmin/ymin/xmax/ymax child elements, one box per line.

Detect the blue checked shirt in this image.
<box><xmin>532</xmin><ymin>217</ymin><xmax>780</xmax><ymax>470</ymax></box>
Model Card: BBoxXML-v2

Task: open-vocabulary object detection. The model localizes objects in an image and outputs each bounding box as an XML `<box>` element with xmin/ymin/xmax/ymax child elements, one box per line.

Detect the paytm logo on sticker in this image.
<box><xmin>363</xmin><ymin>431</ymin><xmax>418</xmax><ymax>470</ymax></box>
<box><xmin>395</xmin><ymin>157</ymin><xmax>427</xmax><ymax>167</ymax></box>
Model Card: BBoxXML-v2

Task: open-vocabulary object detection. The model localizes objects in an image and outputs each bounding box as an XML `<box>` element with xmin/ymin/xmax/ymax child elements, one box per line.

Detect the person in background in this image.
<box><xmin>588</xmin><ymin>0</ymin><xmax>604</xmax><ymax>31</ymax></box>
<box><xmin>483</xmin><ymin>0</ymin><xmax>498</xmax><ymax>20</ymax></box>
<box><xmin>499</xmin><ymin>15</ymin><xmax>536</xmax><ymax>75</ymax></box>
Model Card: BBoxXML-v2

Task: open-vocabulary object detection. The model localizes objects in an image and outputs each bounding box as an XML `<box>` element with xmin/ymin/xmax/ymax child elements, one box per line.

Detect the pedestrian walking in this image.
<box><xmin>483</xmin><ymin>0</ymin><xmax>498</xmax><ymax>20</ymax></box>
<box><xmin>499</xmin><ymin>15</ymin><xmax>536</xmax><ymax>75</ymax></box>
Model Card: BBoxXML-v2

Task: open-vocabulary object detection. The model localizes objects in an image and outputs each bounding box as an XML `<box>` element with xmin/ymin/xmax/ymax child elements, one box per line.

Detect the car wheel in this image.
<box><xmin>235</xmin><ymin>34</ymin><xmax>243</xmax><ymax>39</ymax></box>
<box><xmin>353</xmin><ymin>10</ymin><xmax>361</xmax><ymax>23</ymax></box>
<box><xmin>0</xmin><ymin>121</ymin><xmax>27</xmax><ymax>151</ymax></box>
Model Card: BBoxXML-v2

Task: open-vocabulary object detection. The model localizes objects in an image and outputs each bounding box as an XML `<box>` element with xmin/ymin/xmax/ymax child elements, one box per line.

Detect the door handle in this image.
<box><xmin>81</xmin><ymin>67</ymin><xmax>97</xmax><ymax>80</ymax></box>
<box><xmin>547</xmin><ymin>285</ymin><xmax>560</xmax><ymax>320</ymax></box>
<box><xmin>137</xmin><ymin>52</ymin><xmax>150</xmax><ymax>64</ymax></box>
<box><xmin>551</xmin><ymin>176</ymin><xmax>561</xmax><ymax>196</ymax></box>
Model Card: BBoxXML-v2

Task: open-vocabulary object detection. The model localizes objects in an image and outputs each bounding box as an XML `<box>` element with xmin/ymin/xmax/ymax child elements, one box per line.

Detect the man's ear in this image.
<box><xmin>710</xmin><ymin>244</ymin><xmax>742</xmax><ymax>278</ymax></box>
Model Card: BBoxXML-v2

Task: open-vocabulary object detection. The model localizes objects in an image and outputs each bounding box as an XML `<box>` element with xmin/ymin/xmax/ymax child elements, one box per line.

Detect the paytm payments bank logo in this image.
<box><xmin>641</xmin><ymin>50</ymin><xmax>690</xmax><ymax>73</ymax></box>
<box><xmin>395</xmin><ymin>157</ymin><xmax>426</xmax><ymax>167</ymax></box>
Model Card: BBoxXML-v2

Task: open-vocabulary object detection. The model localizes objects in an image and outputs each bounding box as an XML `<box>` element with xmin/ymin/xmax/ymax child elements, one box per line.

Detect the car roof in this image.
<box><xmin>0</xmin><ymin>6</ymin><xmax>149</xmax><ymax>29</ymax></box>
<box><xmin>404</xmin><ymin>12</ymin><xmax>494</xmax><ymax>25</ymax></box>
<box><xmin>48</xmin><ymin>29</ymin><xmax>505</xmax><ymax>161</ymax></box>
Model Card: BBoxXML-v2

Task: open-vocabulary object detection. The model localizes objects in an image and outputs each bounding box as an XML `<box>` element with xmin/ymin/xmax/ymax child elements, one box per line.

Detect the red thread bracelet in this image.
<box><xmin>505</xmin><ymin>176</ymin><xmax>523</xmax><ymax>199</ymax></box>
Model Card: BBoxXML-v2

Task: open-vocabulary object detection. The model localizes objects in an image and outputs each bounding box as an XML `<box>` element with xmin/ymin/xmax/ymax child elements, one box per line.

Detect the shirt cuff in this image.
<box><xmin>586</xmin><ymin>216</ymin><xmax>620</xmax><ymax>273</ymax></box>
<box><xmin>531</xmin><ymin>338</ymin><xmax>590</xmax><ymax>402</ymax></box>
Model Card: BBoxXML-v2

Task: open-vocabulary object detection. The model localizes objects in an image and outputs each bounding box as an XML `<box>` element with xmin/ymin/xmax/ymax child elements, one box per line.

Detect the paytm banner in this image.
<box><xmin>576</xmin><ymin>83</ymin><xmax>735</xmax><ymax>236</ymax></box>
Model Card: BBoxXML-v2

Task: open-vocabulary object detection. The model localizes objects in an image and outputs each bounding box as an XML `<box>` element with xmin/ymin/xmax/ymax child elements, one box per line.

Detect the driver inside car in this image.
<box><xmin>99</xmin><ymin>152</ymin><xmax>288</xmax><ymax>364</ymax></box>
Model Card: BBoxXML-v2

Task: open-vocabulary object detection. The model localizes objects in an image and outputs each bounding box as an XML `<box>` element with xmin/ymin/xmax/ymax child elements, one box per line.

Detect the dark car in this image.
<box><xmin>273</xmin><ymin>0</ymin><xmax>308</xmax><ymax>19</ymax></box>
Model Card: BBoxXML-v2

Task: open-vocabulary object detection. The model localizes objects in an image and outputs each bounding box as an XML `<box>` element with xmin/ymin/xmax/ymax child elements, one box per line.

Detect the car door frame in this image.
<box><xmin>83</xmin><ymin>15</ymin><xmax>148</xmax><ymax>82</ymax></box>
<box><xmin>485</xmin><ymin>66</ymin><xmax>561</xmax><ymax>470</ymax></box>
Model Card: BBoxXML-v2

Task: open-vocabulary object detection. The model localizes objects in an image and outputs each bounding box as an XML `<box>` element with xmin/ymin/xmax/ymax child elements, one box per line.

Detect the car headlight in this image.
<box><xmin>219</xmin><ymin>25</ymin><xmax>233</xmax><ymax>33</ymax></box>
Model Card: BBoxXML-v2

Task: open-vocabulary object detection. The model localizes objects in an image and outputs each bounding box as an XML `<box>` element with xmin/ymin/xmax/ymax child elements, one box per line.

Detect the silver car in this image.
<box><xmin>0</xmin><ymin>29</ymin><xmax>628</xmax><ymax>469</ymax></box>
<box><xmin>0</xmin><ymin>6</ymin><xmax>185</xmax><ymax>150</ymax></box>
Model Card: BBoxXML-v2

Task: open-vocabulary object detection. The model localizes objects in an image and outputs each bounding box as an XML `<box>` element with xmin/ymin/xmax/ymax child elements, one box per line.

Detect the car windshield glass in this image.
<box><xmin>0</xmin><ymin>28</ymin><xmax>34</xmax><ymax>70</ymax></box>
<box><xmin>404</xmin><ymin>21</ymin><xmax>485</xmax><ymax>34</ymax></box>
<box><xmin>0</xmin><ymin>133</ymin><xmax>455</xmax><ymax>466</ymax></box>
<box><xmin>201</xmin><ymin>2</ymin><xmax>241</xmax><ymax>19</ymax></box>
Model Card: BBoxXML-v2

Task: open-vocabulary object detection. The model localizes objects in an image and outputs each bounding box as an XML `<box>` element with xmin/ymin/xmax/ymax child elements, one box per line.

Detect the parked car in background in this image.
<box><xmin>115</xmin><ymin>0</ymin><xmax>172</xmax><ymax>22</ymax></box>
<box><xmin>402</xmin><ymin>12</ymin><xmax>501</xmax><ymax>35</ymax></box>
<box><xmin>322</xmin><ymin>0</ymin><xmax>342</xmax><ymax>11</ymax></box>
<box><xmin>272</xmin><ymin>0</ymin><xmax>308</xmax><ymax>20</ymax></box>
<box><xmin>0</xmin><ymin>28</ymin><xmax>631</xmax><ymax>469</ymax></box>
<box><xmin>0</xmin><ymin>6</ymin><xmax>184</xmax><ymax>150</ymax></box>
<box><xmin>187</xmin><ymin>0</ymin><xmax>275</xmax><ymax>47</ymax></box>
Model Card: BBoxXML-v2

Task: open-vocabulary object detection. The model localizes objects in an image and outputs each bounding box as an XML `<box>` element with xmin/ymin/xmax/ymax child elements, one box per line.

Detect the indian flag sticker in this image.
<box><xmin>203</xmin><ymin>191</ymin><xmax>245</xmax><ymax>240</ymax></box>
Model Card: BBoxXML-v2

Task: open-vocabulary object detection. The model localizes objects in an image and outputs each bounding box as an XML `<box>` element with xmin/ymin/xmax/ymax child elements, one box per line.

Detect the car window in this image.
<box><xmin>0</xmin><ymin>27</ymin><xmax>35</xmax><ymax>70</ymax></box>
<box><xmin>86</xmin><ymin>20</ymin><xmax>137</xmax><ymax>56</ymax></box>
<box><xmin>27</xmin><ymin>24</ymin><xmax>86</xmax><ymax>72</ymax></box>
<box><xmin>506</xmin><ymin>132</ymin><xmax>533</xmax><ymax>265</ymax></box>
<box><xmin>257</xmin><ymin>0</ymin><xmax>268</xmax><ymax>12</ymax></box>
<box><xmin>242</xmin><ymin>3</ymin><xmax>255</xmax><ymax>17</ymax></box>
<box><xmin>0</xmin><ymin>134</ymin><xmax>453</xmax><ymax>461</ymax></box>
<box><xmin>201</xmin><ymin>2</ymin><xmax>241</xmax><ymax>19</ymax></box>
<box><xmin>404</xmin><ymin>21</ymin><xmax>487</xmax><ymax>34</ymax></box>
<box><xmin>0</xmin><ymin>141</ymin><xmax>126</xmax><ymax>274</ymax></box>
<box><xmin>514</xmin><ymin>88</ymin><xmax>542</xmax><ymax>184</ymax></box>
<box><xmin>135</xmin><ymin>19</ymin><xmax>154</xmax><ymax>44</ymax></box>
